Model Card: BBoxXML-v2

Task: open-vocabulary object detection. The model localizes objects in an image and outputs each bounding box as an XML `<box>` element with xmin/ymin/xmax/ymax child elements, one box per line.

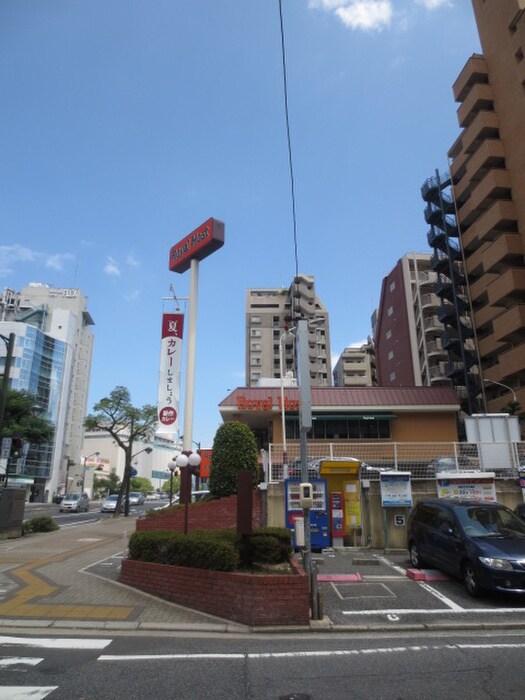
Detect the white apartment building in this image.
<box><xmin>0</xmin><ymin>284</ymin><xmax>94</xmax><ymax>501</ymax></box>
<box><xmin>246</xmin><ymin>274</ymin><xmax>331</xmax><ymax>388</ymax></box>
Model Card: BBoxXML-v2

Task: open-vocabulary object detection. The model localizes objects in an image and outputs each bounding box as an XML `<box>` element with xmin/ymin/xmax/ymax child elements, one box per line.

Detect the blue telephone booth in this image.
<box><xmin>285</xmin><ymin>478</ymin><xmax>330</xmax><ymax>550</ymax></box>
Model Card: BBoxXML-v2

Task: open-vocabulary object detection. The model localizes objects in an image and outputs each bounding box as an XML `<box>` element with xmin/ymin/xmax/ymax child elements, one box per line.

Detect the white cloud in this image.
<box><xmin>124</xmin><ymin>289</ymin><xmax>141</xmax><ymax>301</ymax></box>
<box><xmin>415</xmin><ymin>0</ymin><xmax>452</xmax><ymax>9</ymax></box>
<box><xmin>104</xmin><ymin>257</ymin><xmax>121</xmax><ymax>277</ymax></box>
<box><xmin>0</xmin><ymin>244</ymin><xmax>74</xmax><ymax>278</ymax></box>
<box><xmin>309</xmin><ymin>0</ymin><xmax>452</xmax><ymax>32</ymax></box>
<box><xmin>310</xmin><ymin>0</ymin><xmax>393</xmax><ymax>31</ymax></box>
<box><xmin>45</xmin><ymin>253</ymin><xmax>75</xmax><ymax>271</ymax></box>
<box><xmin>126</xmin><ymin>252</ymin><xmax>139</xmax><ymax>268</ymax></box>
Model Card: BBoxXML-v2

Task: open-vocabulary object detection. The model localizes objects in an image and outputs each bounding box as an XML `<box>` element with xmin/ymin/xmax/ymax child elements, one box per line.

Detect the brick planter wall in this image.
<box><xmin>119</xmin><ymin>557</ymin><xmax>309</xmax><ymax>627</ymax></box>
<box><xmin>138</xmin><ymin>492</ymin><xmax>262</xmax><ymax>533</ymax></box>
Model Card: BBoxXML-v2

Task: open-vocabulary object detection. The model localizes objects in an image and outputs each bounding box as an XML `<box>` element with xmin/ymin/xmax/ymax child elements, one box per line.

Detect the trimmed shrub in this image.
<box><xmin>23</xmin><ymin>516</ymin><xmax>59</xmax><ymax>535</ymax></box>
<box><xmin>208</xmin><ymin>422</ymin><xmax>259</xmax><ymax>498</ymax></box>
<box><xmin>247</xmin><ymin>528</ymin><xmax>292</xmax><ymax>564</ymax></box>
<box><xmin>128</xmin><ymin>530</ymin><xmax>240</xmax><ymax>571</ymax></box>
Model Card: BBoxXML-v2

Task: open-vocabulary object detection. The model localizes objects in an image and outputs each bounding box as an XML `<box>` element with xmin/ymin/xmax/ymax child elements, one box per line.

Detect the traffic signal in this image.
<box><xmin>10</xmin><ymin>438</ymin><xmax>23</xmax><ymax>459</ymax></box>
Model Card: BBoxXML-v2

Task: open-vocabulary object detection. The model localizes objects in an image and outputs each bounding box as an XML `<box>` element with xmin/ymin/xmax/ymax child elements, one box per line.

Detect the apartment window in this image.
<box><xmin>387</xmin><ymin>306</ymin><xmax>394</xmax><ymax>317</ymax></box>
<box><xmin>250</xmin><ymin>372</ymin><xmax>261</xmax><ymax>382</ymax></box>
<box><xmin>251</xmin><ymin>329</ymin><xmax>261</xmax><ymax>338</ymax></box>
<box><xmin>386</xmin><ymin>330</ymin><xmax>392</xmax><ymax>340</ymax></box>
<box><xmin>389</xmin><ymin>281</ymin><xmax>396</xmax><ymax>292</ymax></box>
<box><xmin>251</xmin><ymin>342</ymin><xmax>261</xmax><ymax>352</ymax></box>
<box><xmin>389</xmin><ymin>371</ymin><xmax>396</xmax><ymax>381</ymax></box>
<box><xmin>250</xmin><ymin>357</ymin><xmax>261</xmax><ymax>366</ymax></box>
<box><xmin>388</xmin><ymin>350</ymin><xmax>394</xmax><ymax>360</ymax></box>
<box><xmin>251</xmin><ymin>316</ymin><xmax>261</xmax><ymax>324</ymax></box>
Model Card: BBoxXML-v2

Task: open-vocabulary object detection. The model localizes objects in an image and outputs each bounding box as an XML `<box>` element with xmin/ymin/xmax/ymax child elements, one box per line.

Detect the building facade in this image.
<box><xmin>0</xmin><ymin>284</ymin><xmax>94</xmax><ymax>500</ymax></box>
<box><xmin>374</xmin><ymin>253</ymin><xmax>457</xmax><ymax>389</ymax></box>
<box><xmin>245</xmin><ymin>274</ymin><xmax>331</xmax><ymax>388</ymax></box>
<box><xmin>333</xmin><ymin>341</ymin><xmax>375</xmax><ymax>387</ymax></box>
<box><xmin>447</xmin><ymin>0</ymin><xmax>525</xmax><ymax>424</ymax></box>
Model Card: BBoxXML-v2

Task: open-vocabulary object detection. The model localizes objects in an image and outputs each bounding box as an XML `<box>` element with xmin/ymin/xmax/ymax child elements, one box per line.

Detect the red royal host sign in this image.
<box><xmin>169</xmin><ymin>218</ymin><xmax>224</xmax><ymax>274</ymax></box>
<box><xmin>157</xmin><ymin>313</ymin><xmax>184</xmax><ymax>436</ymax></box>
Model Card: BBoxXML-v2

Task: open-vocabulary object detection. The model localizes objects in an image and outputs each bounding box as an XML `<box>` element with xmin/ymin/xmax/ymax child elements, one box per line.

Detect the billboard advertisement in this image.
<box><xmin>169</xmin><ymin>218</ymin><xmax>225</xmax><ymax>274</ymax></box>
<box><xmin>157</xmin><ymin>313</ymin><xmax>184</xmax><ymax>436</ymax></box>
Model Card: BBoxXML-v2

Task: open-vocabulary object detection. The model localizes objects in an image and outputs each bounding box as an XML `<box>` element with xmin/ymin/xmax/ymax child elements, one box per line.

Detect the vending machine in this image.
<box><xmin>285</xmin><ymin>478</ymin><xmax>329</xmax><ymax>550</ymax></box>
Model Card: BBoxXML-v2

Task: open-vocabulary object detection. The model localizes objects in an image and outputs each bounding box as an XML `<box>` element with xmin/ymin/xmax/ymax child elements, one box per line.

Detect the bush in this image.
<box><xmin>127</xmin><ymin>527</ymin><xmax>291</xmax><ymax>571</ymax></box>
<box><xmin>208</xmin><ymin>422</ymin><xmax>259</xmax><ymax>498</ymax></box>
<box><xmin>128</xmin><ymin>530</ymin><xmax>240</xmax><ymax>571</ymax></box>
<box><xmin>23</xmin><ymin>516</ymin><xmax>59</xmax><ymax>535</ymax></box>
<box><xmin>248</xmin><ymin>528</ymin><xmax>292</xmax><ymax>564</ymax></box>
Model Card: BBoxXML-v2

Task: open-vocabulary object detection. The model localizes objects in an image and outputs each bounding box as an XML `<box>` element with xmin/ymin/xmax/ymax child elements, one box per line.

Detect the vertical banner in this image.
<box><xmin>157</xmin><ymin>313</ymin><xmax>184</xmax><ymax>436</ymax></box>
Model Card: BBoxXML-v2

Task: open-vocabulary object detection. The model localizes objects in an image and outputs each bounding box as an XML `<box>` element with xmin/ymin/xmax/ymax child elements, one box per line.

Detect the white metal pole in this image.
<box><xmin>182</xmin><ymin>258</ymin><xmax>199</xmax><ymax>453</ymax></box>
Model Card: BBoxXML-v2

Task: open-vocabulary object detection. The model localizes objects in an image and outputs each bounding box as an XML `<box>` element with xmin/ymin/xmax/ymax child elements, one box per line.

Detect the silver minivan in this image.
<box><xmin>59</xmin><ymin>492</ymin><xmax>90</xmax><ymax>513</ymax></box>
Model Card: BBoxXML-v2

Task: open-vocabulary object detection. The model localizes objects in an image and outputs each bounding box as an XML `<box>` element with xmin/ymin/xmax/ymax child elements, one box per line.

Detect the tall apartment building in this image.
<box><xmin>0</xmin><ymin>284</ymin><xmax>94</xmax><ymax>500</ymax></box>
<box><xmin>374</xmin><ymin>253</ymin><xmax>455</xmax><ymax>388</ymax></box>
<box><xmin>447</xmin><ymin>0</ymin><xmax>525</xmax><ymax>419</ymax></box>
<box><xmin>246</xmin><ymin>274</ymin><xmax>331</xmax><ymax>388</ymax></box>
<box><xmin>333</xmin><ymin>341</ymin><xmax>375</xmax><ymax>387</ymax></box>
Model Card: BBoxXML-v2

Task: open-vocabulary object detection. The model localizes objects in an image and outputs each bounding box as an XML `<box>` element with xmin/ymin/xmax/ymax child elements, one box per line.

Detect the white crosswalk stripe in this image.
<box><xmin>0</xmin><ymin>687</ymin><xmax>58</xmax><ymax>699</ymax></box>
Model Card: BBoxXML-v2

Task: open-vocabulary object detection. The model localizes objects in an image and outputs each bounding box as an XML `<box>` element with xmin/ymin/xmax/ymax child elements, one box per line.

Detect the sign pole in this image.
<box><xmin>182</xmin><ymin>258</ymin><xmax>199</xmax><ymax>454</ymax></box>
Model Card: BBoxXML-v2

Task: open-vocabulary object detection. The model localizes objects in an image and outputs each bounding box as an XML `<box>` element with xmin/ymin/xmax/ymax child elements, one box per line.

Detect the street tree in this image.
<box><xmin>130</xmin><ymin>476</ymin><xmax>153</xmax><ymax>494</ymax></box>
<box><xmin>1</xmin><ymin>389</ymin><xmax>53</xmax><ymax>443</ymax></box>
<box><xmin>93</xmin><ymin>471</ymin><xmax>121</xmax><ymax>500</ymax></box>
<box><xmin>208</xmin><ymin>421</ymin><xmax>259</xmax><ymax>498</ymax></box>
<box><xmin>84</xmin><ymin>386</ymin><xmax>157</xmax><ymax>516</ymax></box>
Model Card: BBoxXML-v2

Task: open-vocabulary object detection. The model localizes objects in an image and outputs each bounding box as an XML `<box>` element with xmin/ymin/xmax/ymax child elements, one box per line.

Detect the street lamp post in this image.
<box><xmin>167</xmin><ymin>460</ymin><xmax>177</xmax><ymax>505</ymax></box>
<box><xmin>176</xmin><ymin>451</ymin><xmax>201</xmax><ymax>534</ymax></box>
<box><xmin>123</xmin><ymin>446</ymin><xmax>153</xmax><ymax>516</ymax></box>
<box><xmin>483</xmin><ymin>378</ymin><xmax>518</xmax><ymax>405</ymax></box>
<box><xmin>0</xmin><ymin>333</ymin><xmax>15</xmax><ymax>487</ymax></box>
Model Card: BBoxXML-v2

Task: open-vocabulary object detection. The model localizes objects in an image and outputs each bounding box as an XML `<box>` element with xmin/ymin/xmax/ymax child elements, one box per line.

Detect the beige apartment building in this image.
<box><xmin>448</xmin><ymin>0</ymin><xmax>525</xmax><ymax>421</ymax></box>
<box><xmin>333</xmin><ymin>341</ymin><xmax>375</xmax><ymax>387</ymax></box>
<box><xmin>245</xmin><ymin>274</ymin><xmax>331</xmax><ymax>388</ymax></box>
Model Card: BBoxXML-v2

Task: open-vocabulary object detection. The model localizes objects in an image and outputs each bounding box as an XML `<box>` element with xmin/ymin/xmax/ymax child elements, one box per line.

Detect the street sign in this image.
<box><xmin>130</xmin><ymin>468</ymin><xmax>138</xmax><ymax>477</ymax></box>
<box><xmin>1</xmin><ymin>438</ymin><xmax>11</xmax><ymax>460</ymax></box>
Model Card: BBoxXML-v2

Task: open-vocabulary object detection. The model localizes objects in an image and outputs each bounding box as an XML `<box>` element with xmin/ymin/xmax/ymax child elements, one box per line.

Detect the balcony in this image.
<box><xmin>461</xmin><ymin>200</ymin><xmax>518</xmax><ymax>251</ymax></box>
<box><xmin>452</xmin><ymin>54</ymin><xmax>488</xmax><ymax>103</ymax></box>
<box><xmin>487</xmin><ymin>268</ymin><xmax>525</xmax><ymax>308</ymax></box>
<box><xmin>492</xmin><ymin>304</ymin><xmax>525</xmax><ymax>343</ymax></box>
<box><xmin>482</xmin><ymin>234</ymin><xmax>524</xmax><ymax>274</ymax></box>
<box><xmin>457</xmin><ymin>169</ymin><xmax>512</xmax><ymax>227</ymax></box>
<box><xmin>456</xmin><ymin>82</ymin><xmax>494</xmax><ymax>129</ymax></box>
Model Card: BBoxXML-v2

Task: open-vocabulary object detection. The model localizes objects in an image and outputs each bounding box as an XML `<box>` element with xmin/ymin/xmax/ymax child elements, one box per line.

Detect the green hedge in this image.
<box><xmin>127</xmin><ymin>527</ymin><xmax>292</xmax><ymax>571</ymax></box>
<box><xmin>22</xmin><ymin>516</ymin><xmax>59</xmax><ymax>535</ymax></box>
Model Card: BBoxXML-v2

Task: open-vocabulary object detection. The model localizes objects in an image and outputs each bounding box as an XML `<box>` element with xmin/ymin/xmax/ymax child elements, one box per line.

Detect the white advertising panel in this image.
<box><xmin>156</xmin><ymin>313</ymin><xmax>184</xmax><ymax>436</ymax></box>
<box><xmin>380</xmin><ymin>471</ymin><xmax>413</xmax><ymax>508</ymax></box>
<box><xmin>436</xmin><ymin>472</ymin><xmax>496</xmax><ymax>502</ymax></box>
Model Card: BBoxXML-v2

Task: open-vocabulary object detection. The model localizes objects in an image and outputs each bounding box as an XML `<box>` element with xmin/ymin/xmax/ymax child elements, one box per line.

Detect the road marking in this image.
<box><xmin>416</xmin><ymin>581</ymin><xmax>464</xmax><ymax>611</ymax></box>
<box><xmin>0</xmin><ymin>657</ymin><xmax>43</xmax><ymax>667</ymax></box>
<box><xmin>0</xmin><ymin>635</ymin><xmax>112</xmax><ymax>649</ymax></box>
<box><xmin>99</xmin><ymin>642</ymin><xmax>525</xmax><ymax>662</ymax></box>
<box><xmin>0</xmin><ymin>687</ymin><xmax>57</xmax><ymax>699</ymax></box>
<box><xmin>342</xmin><ymin>607</ymin><xmax>525</xmax><ymax>616</ymax></box>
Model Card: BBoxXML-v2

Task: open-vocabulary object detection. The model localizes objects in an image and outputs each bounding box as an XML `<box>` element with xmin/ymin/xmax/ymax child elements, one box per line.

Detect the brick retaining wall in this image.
<box><xmin>137</xmin><ymin>492</ymin><xmax>262</xmax><ymax>532</ymax></box>
<box><xmin>119</xmin><ymin>557</ymin><xmax>309</xmax><ymax>627</ymax></box>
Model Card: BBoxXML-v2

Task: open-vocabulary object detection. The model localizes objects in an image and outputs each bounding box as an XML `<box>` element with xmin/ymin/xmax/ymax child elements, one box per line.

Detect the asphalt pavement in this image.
<box><xmin>1</xmin><ymin>511</ymin><xmax>525</xmax><ymax>635</ymax></box>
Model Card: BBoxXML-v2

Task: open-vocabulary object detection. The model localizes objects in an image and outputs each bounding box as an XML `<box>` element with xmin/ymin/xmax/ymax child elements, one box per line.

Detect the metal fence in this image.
<box><xmin>265</xmin><ymin>441</ymin><xmax>525</xmax><ymax>483</ymax></box>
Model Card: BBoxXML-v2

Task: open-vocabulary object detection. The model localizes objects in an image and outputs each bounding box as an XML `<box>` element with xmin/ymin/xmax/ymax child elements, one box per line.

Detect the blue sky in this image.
<box><xmin>0</xmin><ymin>0</ymin><xmax>481</xmax><ymax>448</ymax></box>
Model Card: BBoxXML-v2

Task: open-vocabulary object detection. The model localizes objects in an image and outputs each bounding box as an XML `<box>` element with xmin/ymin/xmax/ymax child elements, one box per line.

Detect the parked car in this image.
<box><xmin>128</xmin><ymin>491</ymin><xmax>145</xmax><ymax>506</ymax></box>
<box><xmin>59</xmin><ymin>492</ymin><xmax>90</xmax><ymax>513</ymax></box>
<box><xmin>100</xmin><ymin>494</ymin><xmax>125</xmax><ymax>513</ymax></box>
<box><xmin>514</xmin><ymin>503</ymin><xmax>525</xmax><ymax>522</ymax></box>
<box><xmin>407</xmin><ymin>498</ymin><xmax>525</xmax><ymax>597</ymax></box>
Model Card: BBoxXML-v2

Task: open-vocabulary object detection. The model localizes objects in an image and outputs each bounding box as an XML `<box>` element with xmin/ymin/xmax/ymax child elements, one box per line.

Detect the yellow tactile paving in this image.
<box><xmin>0</xmin><ymin>535</ymin><xmax>135</xmax><ymax>620</ymax></box>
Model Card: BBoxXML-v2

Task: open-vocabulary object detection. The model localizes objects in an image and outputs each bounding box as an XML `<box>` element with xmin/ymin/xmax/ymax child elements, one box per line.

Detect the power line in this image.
<box><xmin>278</xmin><ymin>0</ymin><xmax>299</xmax><ymax>278</ymax></box>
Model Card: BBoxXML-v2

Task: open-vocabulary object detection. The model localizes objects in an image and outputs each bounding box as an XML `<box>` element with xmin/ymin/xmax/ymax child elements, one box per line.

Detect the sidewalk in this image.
<box><xmin>2</xmin><ymin>517</ymin><xmax>525</xmax><ymax>635</ymax></box>
<box><xmin>0</xmin><ymin>515</ymin><xmax>248</xmax><ymax>634</ymax></box>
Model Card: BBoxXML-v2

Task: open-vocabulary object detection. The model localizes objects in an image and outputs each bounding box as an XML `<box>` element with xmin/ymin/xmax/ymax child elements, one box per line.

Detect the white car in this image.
<box><xmin>100</xmin><ymin>494</ymin><xmax>124</xmax><ymax>512</ymax></box>
<box><xmin>59</xmin><ymin>492</ymin><xmax>90</xmax><ymax>513</ymax></box>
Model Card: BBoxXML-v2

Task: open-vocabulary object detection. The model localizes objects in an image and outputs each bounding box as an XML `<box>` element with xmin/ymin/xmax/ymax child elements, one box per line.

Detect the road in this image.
<box><xmin>23</xmin><ymin>501</ymin><xmax>151</xmax><ymax>526</ymax></box>
<box><xmin>1</xmin><ymin>629</ymin><xmax>524</xmax><ymax>699</ymax></box>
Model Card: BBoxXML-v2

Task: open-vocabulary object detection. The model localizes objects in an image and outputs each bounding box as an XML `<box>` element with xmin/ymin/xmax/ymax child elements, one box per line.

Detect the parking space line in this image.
<box><xmin>416</xmin><ymin>581</ymin><xmax>464</xmax><ymax>611</ymax></box>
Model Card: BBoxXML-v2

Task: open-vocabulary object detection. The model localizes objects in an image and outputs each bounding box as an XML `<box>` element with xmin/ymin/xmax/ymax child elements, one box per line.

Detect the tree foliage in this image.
<box><xmin>0</xmin><ymin>389</ymin><xmax>53</xmax><ymax>443</ymax></box>
<box><xmin>208</xmin><ymin>421</ymin><xmax>259</xmax><ymax>498</ymax></box>
<box><xmin>85</xmin><ymin>386</ymin><xmax>157</xmax><ymax>515</ymax></box>
<box><xmin>93</xmin><ymin>472</ymin><xmax>121</xmax><ymax>499</ymax></box>
<box><xmin>130</xmin><ymin>476</ymin><xmax>153</xmax><ymax>493</ymax></box>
